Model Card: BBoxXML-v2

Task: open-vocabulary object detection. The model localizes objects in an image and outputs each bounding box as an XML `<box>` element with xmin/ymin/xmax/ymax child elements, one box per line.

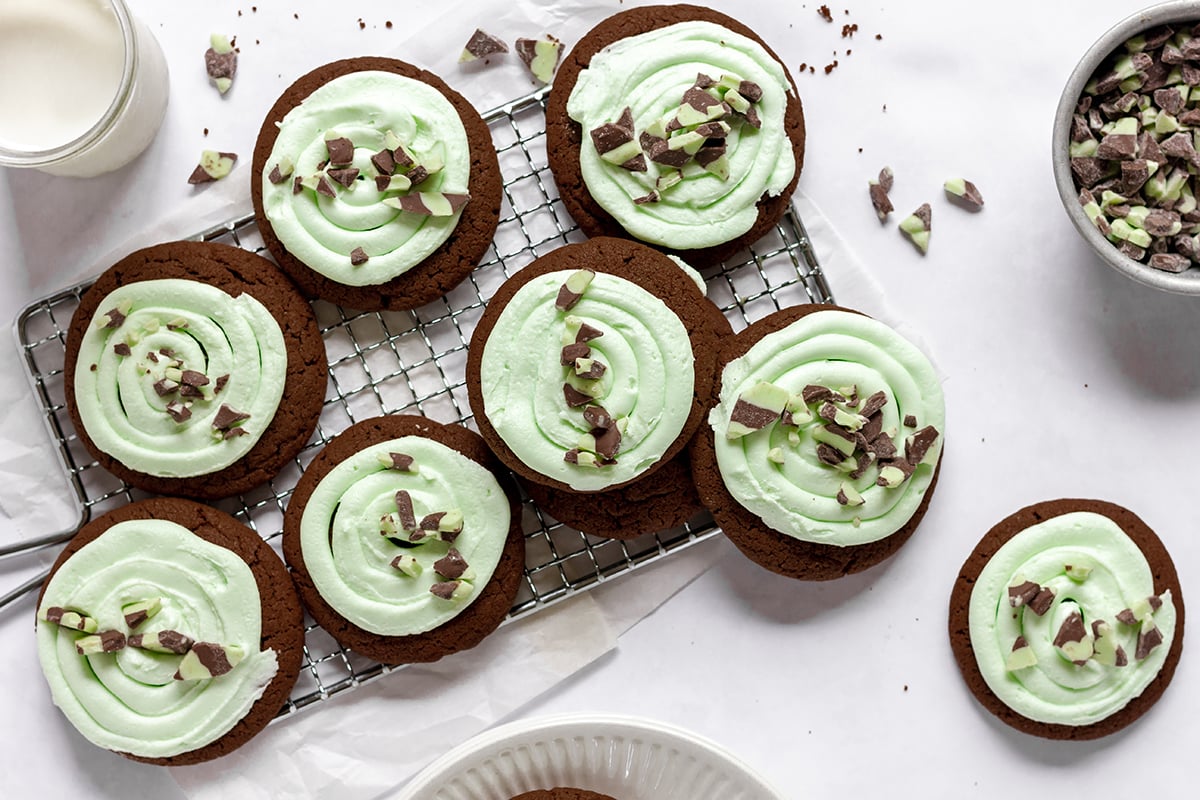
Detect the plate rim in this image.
<box><xmin>391</xmin><ymin>711</ymin><xmax>786</xmax><ymax>800</ymax></box>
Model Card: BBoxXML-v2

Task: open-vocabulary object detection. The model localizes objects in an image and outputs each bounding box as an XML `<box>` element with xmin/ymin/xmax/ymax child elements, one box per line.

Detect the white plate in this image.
<box><xmin>392</xmin><ymin>713</ymin><xmax>785</xmax><ymax>800</ymax></box>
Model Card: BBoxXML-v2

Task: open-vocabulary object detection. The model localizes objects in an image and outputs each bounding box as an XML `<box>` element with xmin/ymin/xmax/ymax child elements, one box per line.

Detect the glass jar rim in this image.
<box><xmin>0</xmin><ymin>0</ymin><xmax>138</xmax><ymax>168</ymax></box>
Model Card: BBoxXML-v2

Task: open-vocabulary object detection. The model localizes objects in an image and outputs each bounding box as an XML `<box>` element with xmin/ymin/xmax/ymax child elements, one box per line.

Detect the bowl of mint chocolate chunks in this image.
<box><xmin>1054</xmin><ymin>1</ymin><xmax>1200</xmax><ymax>293</ymax></box>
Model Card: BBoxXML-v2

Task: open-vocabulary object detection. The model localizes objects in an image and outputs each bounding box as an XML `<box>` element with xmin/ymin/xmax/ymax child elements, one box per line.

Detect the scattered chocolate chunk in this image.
<box><xmin>430</xmin><ymin>580</ymin><xmax>466</xmax><ymax>601</ymax></box>
<box><xmin>75</xmin><ymin>630</ymin><xmax>127</xmax><ymax>656</ymax></box>
<box><xmin>128</xmin><ymin>629</ymin><xmax>194</xmax><ymax>655</ymax></box>
<box><xmin>1053</xmin><ymin>611</ymin><xmax>1088</xmax><ymax>648</ymax></box>
<box><xmin>1150</xmin><ymin>252</ymin><xmax>1191</xmax><ymax>272</ymax></box>
<box><xmin>188</xmin><ymin>151</ymin><xmax>237</xmax><ymax>184</ymax></box>
<box><xmin>391</xmin><ymin>554</ymin><xmax>422</xmax><ymax>578</ymax></box>
<box><xmin>212</xmin><ymin>403</ymin><xmax>250</xmax><ymax>432</ymax></box>
<box><xmin>633</xmin><ymin>190</ymin><xmax>660</xmax><ymax>205</ymax></box>
<box><xmin>42</xmin><ymin>607</ymin><xmax>98</xmax><ymax>633</ymax></box>
<box><xmin>904</xmin><ymin>425</ymin><xmax>939</xmax><ymax>465</ymax></box>
<box><xmin>836</xmin><ymin>482</ymin><xmax>865</xmax><ymax>507</ymax></box>
<box><xmin>113</xmin><ymin>342</ymin><xmax>131</xmax><ymax>357</ymax></box>
<box><xmin>180</xmin><ymin>370</ymin><xmax>209</xmax><ymax>388</ymax></box>
<box><xmin>899</xmin><ymin>203</ymin><xmax>932</xmax><ymax>253</ymax></box>
<box><xmin>1008</xmin><ymin>580</ymin><xmax>1041</xmax><ymax>608</ymax></box>
<box><xmin>205</xmin><ymin>33</ymin><xmax>237</xmax><ymax>94</ymax></box>
<box><xmin>394</xmin><ymin>490</ymin><xmax>417</xmax><ymax>533</ymax></box>
<box><xmin>324</xmin><ymin>135</ymin><xmax>355</xmax><ymax>166</ymax></box>
<box><xmin>859</xmin><ymin>390</ymin><xmax>887</xmax><ymax>418</ymax></box>
<box><xmin>121</xmin><ymin>598</ymin><xmax>162</xmax><ymax>629</ymax></box>
<box><xmin>383</xmin><ymin>192</ymin><xmax>471</xmax><ymax>216</ymax></box>
<box><xmin>371</xmin><ymin>148</ymin><xmax>396</xmax><ymax>175</ymax></box>
<box><xmin>383</xmin><ymin>452</ymin><xmax>415</xmax><ymax>471</ymax></box>
<box><xmin>1136</xmin><ymin>622</ymin><xmax>1164</xmax><ymax>660</ymax></box>
<box><xmin>561</xmin><ymin>342</ymin><xmax>590</xmax><ymax>365</ymax></box>
<box><xmin>563</xmin><ymin>384</ymin><xmax>592</xmax><ymax>407</ymax></box>
<box><xmin>165</xmin><ymin>401</ymin><xmax>191</xmax><ymax>423</ymax></box>
<box><xmin>944</xmin><ymin>178</ymin><xmax>984</xmax><ymax>210</ymax></box>
<box><xmin>802</xmin><ymin>385</ymin><xmax>835</xmax><ymax>404</ymax></box>
<box><xmin>574</xmin><ymin>322</ymin><xmax>603</xmax><ymax>343</ymax></box>
<box><xmin>868</xmin><ymin>166</ymin><xmax>894</xmax><ymax>221</ymax></box>
<box><xmin>419</xmin><ymin>512</ymin><xmax>446</xmax><ymax>531</ymax></box>
<box><xmin>817</xmin><ymin>443</ymin><xmax>846</xmax><ymax>466</ymax></box>
<box><xmin>153</xmin><ymin>378</ymin><xmax>179</xmax><ymax>396</ymax></box>
<box><xmin>292</xmin><ymin>175</ymin><xmax>304</xmax><ymax>194</ymax></box>
<box><xmin>328</xmin><ymin>167</ymin><xmax>360</xmax><ymax>188</ymax></box>
<box><xmin>1028</xmin><ymin>587</ymin><xmax>1055</xmax><ymax>616</ymax></box>
<box><xmin>726</xmin><ymin>381</ymin><xmax>789</xmax><ymax>439</ymax></box>
<box><xmin>459</xmin><ymin>28</ymin><xmax>509</xmax><ymax>63</ymax></box>
<box><xmin>174</xmin><ymin>642</ymin><xmax>244</xmax><ymax>680</ymax></box>
<box><xmin>1116</xmin><ymin>607</ymin><xmax>1138</xmax><ymax>625</ymax></box>
<box><xmin>515</xmin><ymin>35</ymin><xmax>563</xmax><ymax>84</ymax></box>
<box><xmin>590</xmin><ymin>107</ymin><xmax>645</xmax><ymax>171</ymax></box>
<box><xmin>434</xmin><ymin>548</ymin><xmax>470</xmax><ymax>580</ymax></box>
<box><xmin>555</xmin><ymin>269</ymin><xmax>595</xmax><ymax>311</ymax></box>
<box><xmin>350</xmin><ymin>246</ymin><xmax>369</xmax><ymax>266</ymax></box>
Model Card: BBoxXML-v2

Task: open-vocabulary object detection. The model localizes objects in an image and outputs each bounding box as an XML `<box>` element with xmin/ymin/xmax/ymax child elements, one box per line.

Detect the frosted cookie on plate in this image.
<box><xmin>546</xmin><ymin>4</ymin><xmax>806</xmax><ymax>267</ymax></box>
<box><xmin>252</xmin><ymin>57</ymin><xmax>502</xmax><ymax>311</ymax></box>
<box><xmin>466</xmin><ymin>237</ymin><xmax>727</xmax><ymax>539</ymax></box>
<box><xmin>35</xmin><ymin>498</ymin><xmax>303</xmax><ymax>765</ymax></box>
<box><xmin>282</xmin><ymin>415</ymin><xmax>524</xmax><ymax>664</ymax></box>
<box><xmin>691</xmin><ymin>305</ymin><xmax>944</xmax><ymax>579</ymax></box>
<box><xmin>510</xmin><ymin>791</ymin><xmax>616</xmax><ymax>800</ymax></box>
<box><xmin>63</xmin><ymin>241</ymin><xmax>326</xmax><ymax>500</ymax></box>
<box><xmin>949</xmin><ymin>499</ymin><xmax>1185</xmax><ymax>739</ymax></box>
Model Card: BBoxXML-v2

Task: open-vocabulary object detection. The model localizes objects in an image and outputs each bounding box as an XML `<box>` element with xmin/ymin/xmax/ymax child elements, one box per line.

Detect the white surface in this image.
<box><xmin>394</xmin><ymin>713</ymin><xmax>784</xmax><ymax>800</ymax></box>
<box><xmin>1</xmin><ymin>0</ymin><xmax>1198</xmax><ymax>797</ymax></box>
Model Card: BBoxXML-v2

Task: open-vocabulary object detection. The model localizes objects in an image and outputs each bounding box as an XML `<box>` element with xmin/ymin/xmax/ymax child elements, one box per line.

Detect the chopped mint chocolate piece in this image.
<box><xmin>379</xmin><ymin>451</ymin><xmax>416</xmax><ymax>471</ymax></box>
<box><xmin>564</xmin><ymin>448</ymin><xmax>599</xmax><ymax>467</ymax></box>
<box><xmin>1150</xmin><ymin>252</ymin><xmax>1191</xmax><ymax>272</ymax></box>
<box><xmin>350</xmin><ymin>247</ymin><xmax>369</xmax><ymax>266</ymax></box>
<box><xmin>205</xmin><ymin>33</ymin><xmax>237</xmax><ymax>94</ymax></box>
<box><xmin>1007</xmin><ymin>579</ymin><xmax>1041</xmax><ymax>608</ymax></box>
<box><xmin>42</xmin><ymin>607</ymin><xmax>98</xmax><ymax>633</ymax></box>
<box><xmin>75</xmin><ymin>630</ymin><xmax>127</xmax><ymax>656</ymax></box>
<box><xmin>165</xmin><ymin>401</ymin><xmax>191</xmax><ymax>423</ymax></box>
<box><xmin>1136</xmin><ymin>618</ymin><xmax>1164</xmax><ymax>660</ymax></box>
<box><xmin>121</xmin><ymin>598</ymin><xmax>163</xmax><ymax>629</ymax></box>
<box><xmin>214</xmin><ymin>373</ymin><xmax>229</xmax><ymax>394</ymax></box>
<box><xmin>812</xmin><ymin>423</ymin><xmax>857</xmax><ymax>457</ymax></box>
<box><xmin>394</xmin><ymin>490</ymin><xmax>418</xmax><ymax>533</ymax></box>
<box><xmin>634</xmin><ymin>190</ymin><xmax>660</xmax><ymax>205</ymax></box>
<box><xmin>836</xmin><ymin>482</ymin><xmax>865</xmax><ymax>506</ymax></box>
<box><xmin>430</xmin><ymin>580</ymin><xmax>472</xmax><ymax>601</ymax></box>
<box><xmin>574</xmin><ymin>357</ymin><xmax>606</xmax><ymax>379</ymax></box>
<box><xmin>188</xmin><ymin>151</ymin><xmax>238</xmax><ymax>184</ymax></box>
<box><xmin>1028</xmin><ymin>587</ymin><xmax>1055</xmax><ymax>616</ymax></box>
<box><xmin>868</xmin><ymin>167</ymin><xmax>895</xmax><ymax>221</ymax></box>
<box><xmin>560</xmin><ymin>342</ymin><xmax>590</xmax><ymax>366</ymax></box>
<box><xmin>904</xmin><ymin>425</ymin><xmax>939</xmax><ymax>465</ymax></box>
<box><xmin>875</xmin><ymin>464</ymin><xmax>907</xmax><ymax>488</ymax></box>
<box><xmin>1053</xmin><ymin>610</ymin><xmax>1094</xmax><ymax>664</ymax></box>
<box><xmin>555</xmin><ymin>269</ymin><xmax>595</xmax><ymax>311</ymax></box>
<box><xmin>383</xmin><ymin>192</ymin><xmax>471</xmax><ymax>216</ymax></box>
<box><xmin>1006</xmin><ymin>636</ymin><xmax>1038</xmax><ymax>671</ymax></box>
<box><xmin>371</xmin><ymin>148</ymin><xmax>396</xmax><ymax>175</ymax></box>
<box><xmin>943</xmin><ymin>177</ymin><xmax>984</xmax><ymax>210</ymax></box>
<box><xmin>212</xmin><ymin>403</ymin><xmax>250</xmax><ymax>432</ymax></box>
<box><xmin>459</xmin><ymin>28</ymin><xmax>508</xmax><ymax>63</ymax></box>
<box><xmin>899</xmin><ymin>203</ymin><xmax>932</xmax><ymax>253</ymax></box>
<box><xmin>515</xmin><ymin>35</ymin><xmax>562</xmax><ymax>84</ymax></box>
<box><xmin>174</xmin><ymin>642</ymin><xmax>245</xmax><ymax>680</ymax></box>
<box><xmin>434</xmin><ymin>548</ymin><xmax>470</xmax><ymax>580</ymax></box>
<box><xmin>113</xmin><ymin>342</ymin><xmax>131</xmax><ymax>356</ymax></box>
<box><xmin>180</xmin><ymin>370</ymin><xmax>209</xmax><ymax>387</ymax></box>
<box><xmin>816</xmin><ymin>442</ymin><xmax>846</xmax><ymax>466</ymax></box>
<box><xmin>727</xmin><ymin>381</ymin><xmax>789</xmax><ymax>439</ymax></box>
<box><xmin>328</xmin><ymin>167</ymin><xmax>360</xmax><ymax>188</ymax></box>
<box><xmin>1064</xmin><ymin>563</ymin><xmax>1093</xmax><ymax>582</ymax></box>
<box><xmin>375</xmin><ymin>174</ymin><xmax>413</xmax><ymax>192</ymax></box>
<box><xmin>324</xmin><ymin>134</ymin><xmax>355</xmax><ymax>166</ymax></box>
<box><xmin>268</xmin><ymin>156</ymin><xmax>295</xmax><ymax>184</ymax></box>
<box><xmin>563</xmin><ymin>383</ymin><xmax>592</xmax><ymax>407</ymax></box>
<box><xmin>391</xmin><ymin>554</ymin><xmax>422</xmax><ymax>577</ymax></box>
<box><xmin>128</xmin><ymin>629</ymin><xmax>194</xmax><ymax>655</ymax></box>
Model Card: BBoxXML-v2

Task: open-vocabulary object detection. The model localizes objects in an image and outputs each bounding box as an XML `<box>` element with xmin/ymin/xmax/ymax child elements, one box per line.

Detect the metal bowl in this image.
<box><xmin>1052</xmin><ymin>0</ymin><xmax>1200</xmax><ymax>294</ymax></box>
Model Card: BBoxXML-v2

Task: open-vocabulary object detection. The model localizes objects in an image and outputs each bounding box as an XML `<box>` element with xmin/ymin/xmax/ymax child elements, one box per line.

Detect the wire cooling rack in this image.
<box><xmin>10</xmin><ymin>87</ymin><xmax>833</xmax><ymax>716</ymax></box>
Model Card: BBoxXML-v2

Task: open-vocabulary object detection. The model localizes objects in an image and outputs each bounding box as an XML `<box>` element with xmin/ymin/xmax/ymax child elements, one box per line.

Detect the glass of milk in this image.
<box><xmin>0</xmin><ymin>0</ymin><xmax>170</xmax><ymax>177</ymax></box>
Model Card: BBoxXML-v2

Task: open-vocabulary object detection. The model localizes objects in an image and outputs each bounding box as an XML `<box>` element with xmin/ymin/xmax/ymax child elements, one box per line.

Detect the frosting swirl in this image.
<box><xmin>968</xmin><ymin>511</ymin><xmax>1177</xmax><ymax>726</ymax></box>
<box><xmin>72</xmin><ymin>278</ymin><xmax>287</xmax><ymax>478</ymax></box>
<box><xmin>566</xmin><ymin>20</ymin><xmax>796</xmax><ymax>249</ymax></box>
<box><xmin>36</xmin><ymin>519</ymin><xmax>278</xmax><ymax>759</ymax></box>
<box><xmin>299</xmin><ymin>436</ymin><xmax>510</xmax><ymax>636</ymax></box>
<box><xmin>261</xmin><ymin>70</ymin><xmax>471</xmax><ymax>286</ymax></box>
<box><xmin>709</xmin><ymin>310</ymin><xmax>943</xmax><ymax>546</ymax></box>
<box><xmin>480</xmin><ymin>270</ymin><xmax>695</xmax><ymax>491</ymax></box>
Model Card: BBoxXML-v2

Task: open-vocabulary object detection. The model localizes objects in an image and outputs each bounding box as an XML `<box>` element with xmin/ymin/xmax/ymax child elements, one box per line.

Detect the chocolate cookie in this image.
<box><xmin>35</xmin><ymin>498</ymin><xmax>303</xmax><ymax>766</ymax></box>
<box><xmin>510</xmin><ymin>790</ymin><xmax>616</xmax><ymax>800</ymax></box>
<box><xmin>282</xmin><ymin>415</ymin><xmax>524</xmax><ymax>665</ymax></box>
<box><xmin>949</xmin><ymin>499</ymin><xmax>1185</xmax><ymax>740</ymax></box>
<box><xmin>690</xmin><ymin>304</ymin><xmax>944</xmax><ymax>580</ymax></box>
<box><xmin>251</xmin><ymin>57</ymin><xmax>501</xmax><ymax>312</ymax></box>
<box><xmin>546</xmin><ymin>4</ymin><xmax>806</xmax><ymax>268</ymax></box>
<box><xmin>466</xmin><ymin>237</ymin><xmax>724</xmax><ymax>540</ymax></box>
<box><xmin>63</xmin><ymin>240</ymin><xmax>326</xmax><ymax>500</ymax></box>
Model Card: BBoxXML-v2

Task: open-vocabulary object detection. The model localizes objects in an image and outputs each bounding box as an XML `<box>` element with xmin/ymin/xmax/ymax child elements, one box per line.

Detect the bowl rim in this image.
<box><xmin>1052</xmin><ymin>0</ymin><xmax>1200</xmax><ymax>295</ymax></box>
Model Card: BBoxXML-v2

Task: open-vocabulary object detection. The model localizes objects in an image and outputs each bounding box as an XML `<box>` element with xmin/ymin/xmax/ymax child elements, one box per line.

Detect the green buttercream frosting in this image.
<box><xmin>36</xmin><ymin>519</ymin><xmax>278</xmax><ymax>759</ymax></box>
<box><xmin>968</xmin><ymin>511</ymin><xmax>1177</xmax><ymax>726</ymax></box>
<box><xmin>710</xmin><ymin>310</ymin><xmax>944</xmax><ymax>546</ymax></box>
<box><xmin>261</xmin><ymin>71</ymin><xmax>470</xmax><ymax>286</ymax></box>
<box><xmin>480</xmin><ymin>270</ymin><xmax>695</xmax><ymax>491</ymax></box>
<box><xmin>299</xmin><ymin>436</ymin><xmax>510</xmax><ymax>636</ymax></box>
<box><xmin>73</xmin><ymin>279</ymin><xmax>287</xmax><ymax>478</ymax></box>
<box><xmin>566</xmin><ymin>21</ymin><xmax>796</xmax><ymax>249</ymax></box>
